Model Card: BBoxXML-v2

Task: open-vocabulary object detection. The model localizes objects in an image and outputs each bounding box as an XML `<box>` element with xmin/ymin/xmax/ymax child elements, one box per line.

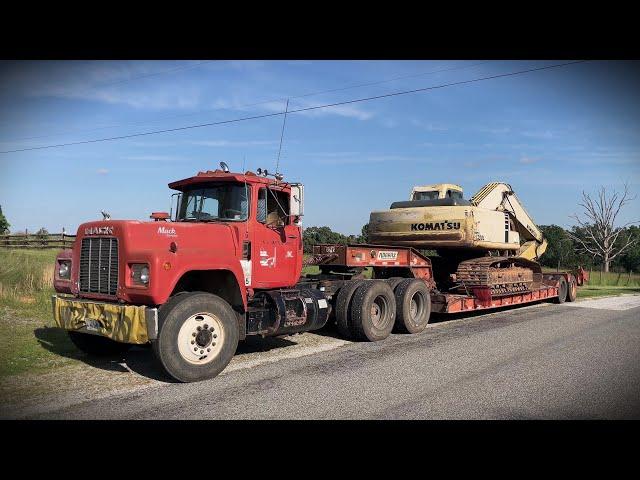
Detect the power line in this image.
<box><xmin>0</xmin><ymin>61</ymin><xmax>587</xmax><ymax>155</ymax></box>
<box><xmin>8</xmin><ymin>61</ymin><xmax>489</xmax><ymax>142</ymax></box>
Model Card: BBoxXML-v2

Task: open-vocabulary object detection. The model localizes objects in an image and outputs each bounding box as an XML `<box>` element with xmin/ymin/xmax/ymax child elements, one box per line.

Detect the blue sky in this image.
<box><xmin>0</xmin><ymin>60</ymin><xmax>638</xmax><ymax>235</ymax></box>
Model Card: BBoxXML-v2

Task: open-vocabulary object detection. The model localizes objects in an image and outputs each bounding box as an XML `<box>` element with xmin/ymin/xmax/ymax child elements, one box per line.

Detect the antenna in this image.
<box><xmin>242</xmin><ymin>155</ymin><xmax>249</xmax><ymax>236</ymax></box>
<box><xmin>275</xmin><ymin>98</ymin><xmax>289</xmax><ymax>176</ymax></box>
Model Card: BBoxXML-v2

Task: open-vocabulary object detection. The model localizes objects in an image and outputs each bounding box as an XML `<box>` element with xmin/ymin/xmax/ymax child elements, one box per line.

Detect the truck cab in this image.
<box><xmin>52</xmin><ymin>165</ymin><xmax>318</xmax><ymax>383</ymax></box>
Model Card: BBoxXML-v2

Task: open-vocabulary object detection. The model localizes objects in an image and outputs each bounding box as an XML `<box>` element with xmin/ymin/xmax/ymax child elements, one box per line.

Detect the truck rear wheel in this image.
<box><xmin>68</xmin><ymin>331</ymin><xmax>132</xmax><ymax>356</ymax></box>
<box><xmin>393</xmin><ymin>278</ymin><xmax>431</xmax><ymax>334</ymax></box>
<box><xmin>153</xmin><ymin>292</ymin><xmax>239</xmax><ymax>383</ymax></box>
<box><xmin>566</xmin><ymin>276</ymin><xmax>577</xmax><ymax>302</ymax></box>
<box><xmin>350</xmin><ymin>281</ymin><xmax>396</xmax><ymax>342</ymax></box>
<box><xmin>552</xmin><ymin>277</ymin><xmax>568</xmax><ymax>304</ymax></box>
<box><xmin>334</xmin><ymin>280</ymin><xmax>366</xmax><ymax>340</ymax></box>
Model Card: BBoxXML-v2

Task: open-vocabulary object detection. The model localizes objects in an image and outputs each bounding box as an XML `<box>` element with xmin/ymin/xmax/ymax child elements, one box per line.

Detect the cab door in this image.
<box><xmin>251</xmin><ymin>186</ymin><xmax>301</xmax><ymax>289</ymax></box>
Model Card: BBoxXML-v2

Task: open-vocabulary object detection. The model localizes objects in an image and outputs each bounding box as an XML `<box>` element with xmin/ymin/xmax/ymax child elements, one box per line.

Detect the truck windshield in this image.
<box><xmin>177</xmin><ymin>184</ymin><xmax>249</xmax><ymax>222</ymax></box>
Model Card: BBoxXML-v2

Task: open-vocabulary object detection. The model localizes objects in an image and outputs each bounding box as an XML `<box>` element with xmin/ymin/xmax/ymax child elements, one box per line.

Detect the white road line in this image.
<box><xmin>564</xmin><ymin>294</ymin><xmax>640</xmax><ymax>311</ymax></box>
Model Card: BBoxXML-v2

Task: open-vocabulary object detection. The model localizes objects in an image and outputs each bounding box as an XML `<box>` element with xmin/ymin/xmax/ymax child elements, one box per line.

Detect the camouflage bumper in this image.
<box><xmin>51</xmin><ymin>295</ymin><xmax>158</xmax><ymax>344</ymax></box>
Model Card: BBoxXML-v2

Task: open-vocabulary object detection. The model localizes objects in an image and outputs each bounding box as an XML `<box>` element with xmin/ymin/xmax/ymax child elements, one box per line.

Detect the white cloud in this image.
<box><xmin>96</xmin><ymin>168</ymin><xmax>109</xmax><ymax>175</ymax></box>
<box><xmin>519</xmin><ymin>156</ymin><xmax>539</xmax><ymax>164</ymax></box>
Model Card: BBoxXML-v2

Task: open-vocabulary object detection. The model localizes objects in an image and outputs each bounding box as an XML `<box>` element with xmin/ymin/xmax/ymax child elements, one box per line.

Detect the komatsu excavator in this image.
<box><xmin>368</xmin><ymin>182</ymin><xmax>549</xmax><ymax>296</ymax></box>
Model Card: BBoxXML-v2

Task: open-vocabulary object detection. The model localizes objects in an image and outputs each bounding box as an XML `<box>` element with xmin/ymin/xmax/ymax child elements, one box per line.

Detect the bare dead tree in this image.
<box><xmin>567</xmin><ymin>183</ymin><xmax>638</xmax><ymax>272</ymax></box>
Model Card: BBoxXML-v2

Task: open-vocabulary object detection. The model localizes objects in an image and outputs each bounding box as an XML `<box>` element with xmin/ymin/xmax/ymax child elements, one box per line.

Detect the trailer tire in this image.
<box><xmin>384</xmin><ymin>277</ymin><xmax>405</xmax><ymax>292</ymax></box>
<box><xmin>152</xmin><ymin>291</ymin><xmax>239</xmax><ymax>383</ymax></box>
<box><xmin>334</xmin><ymin>280</ymin><xmax>366</xmax><ymax>340</ymax></box>
<box><xmin>566</xmin><ymin>276</ymin><xmax>577</xmax><ymax>302</ymax></box>
<box><xmin>68</xmin><ymin>331</ymin><xmax>132</xmax><ymax>356</ymax></box>
<box><xmin>553</xmin><ymin>277</ymin><xmax>568</xmax><ymax>304</ymax></box>
<box><xmin>350</xmin><ymin>281</ymin><xmax>396</xmax><ymax>342</ymax></box>
<box><xmin>393</xmin><ymin>278</ymin><xmax>431</xmax><ymax>334</ymax></box>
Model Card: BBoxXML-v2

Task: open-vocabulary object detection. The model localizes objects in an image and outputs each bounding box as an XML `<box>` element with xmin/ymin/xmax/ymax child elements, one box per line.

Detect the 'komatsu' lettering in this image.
<box><xmin>410</xmin><ymin>221</ymin><xmax>461</xmax><ymax>231</ymax></box>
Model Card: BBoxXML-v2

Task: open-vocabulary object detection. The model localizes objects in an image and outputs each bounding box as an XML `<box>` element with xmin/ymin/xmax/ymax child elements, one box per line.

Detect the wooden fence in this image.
<box><xmin>0</xmin><ymin>232</ymin><xmax>77</xmax><ymax>249</ymax></box>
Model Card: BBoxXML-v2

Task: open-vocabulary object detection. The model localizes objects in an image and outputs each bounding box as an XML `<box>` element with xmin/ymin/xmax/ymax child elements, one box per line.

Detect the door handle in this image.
<box><xmin>287</xmin><ymin>235</ymin><xmax>298</xmax><ymax>239</ymax></box>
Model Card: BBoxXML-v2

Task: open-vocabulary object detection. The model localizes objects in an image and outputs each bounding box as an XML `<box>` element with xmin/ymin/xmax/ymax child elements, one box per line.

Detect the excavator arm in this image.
<box><xmin>470</xmin><ymin>182</ymin><xmax>547</xmax><ymax>260</ymax></box>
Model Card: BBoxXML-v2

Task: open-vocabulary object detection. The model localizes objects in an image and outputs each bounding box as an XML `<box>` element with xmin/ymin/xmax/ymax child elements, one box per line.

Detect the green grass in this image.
<box><xmin>577</xmin><ymin>286</ymin><xmax>640</xmax><ymax>299</ymax></box>
<box><xmin>0</xmin><ymin>249</ymin><xmax>80</xmax><ymax>378</ymax></box>
<box><xmin>542</xmin><ymin>266</ymin><xmax>640</xmax><ymax>287</ymax></box>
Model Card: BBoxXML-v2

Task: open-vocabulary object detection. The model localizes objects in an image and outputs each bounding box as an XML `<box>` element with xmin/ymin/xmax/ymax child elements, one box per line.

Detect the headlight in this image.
<box><xmin>131</xmin><ymin>264</ymin><xmax>150</xmax><ymax>286</ymax></box>
<box><xmin>58</xmin><ymin>261</ymin><xmax>71</xmax><ymax>279</ymax></box>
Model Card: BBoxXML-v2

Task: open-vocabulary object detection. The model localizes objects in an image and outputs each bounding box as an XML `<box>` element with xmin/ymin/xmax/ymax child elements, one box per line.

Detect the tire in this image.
<box><xmin>553</xmin><ymin>277</ymin><xmax>568</xmax><ymax>304</ymax></box>
<box><xmin>152</xmin><ymin>292</ymin><xmax>239</xmax><ymax>383</ymax></box>
<box><xmin>350</xmin><ymin>281</ymin><xmax>396</xmax><ymax>342</ymax></box>
<box><xmin>67</xmin><ymin>331</ymin><xmax>132</xmax><ymax>356</ymax></box>
<box><xmin>393</xmin><ymin>278</ymin><xmax>431</xmax><ymax>334</ymax></box>
<box><xmin>566</xmin><ymin>276</ymin><xmax>577</xmax><ymax>302</ymax></box>
<box><xmin>334</xmin><ymin>280</ymin><xmax>366</xmax><ymax>340</ymax></box>
<box><xmin>384</xmin><ymin>277</ymin><xmax>405</xmax><ymax>292</ymax></box>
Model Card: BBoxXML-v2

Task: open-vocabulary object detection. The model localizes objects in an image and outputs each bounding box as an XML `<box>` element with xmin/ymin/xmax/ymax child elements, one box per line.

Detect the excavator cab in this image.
<box><xmin>410</xmin><ymin>184</ymin><xmax>464</xmax><ymax>201</ymax></box>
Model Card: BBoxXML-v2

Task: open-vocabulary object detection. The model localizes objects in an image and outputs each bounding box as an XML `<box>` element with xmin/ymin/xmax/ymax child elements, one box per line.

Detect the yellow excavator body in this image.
<box><xmin>369</xmin><ymin>182</ymin><xmax>547</xmax><ymax>261</ymax></box>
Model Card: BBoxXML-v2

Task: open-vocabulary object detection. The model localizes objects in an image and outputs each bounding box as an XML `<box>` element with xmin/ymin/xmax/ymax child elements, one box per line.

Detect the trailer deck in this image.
<box><xmin>309</xmin><ymin>244</ymin><xmax>575</xmax><ymax>314</ymax></box>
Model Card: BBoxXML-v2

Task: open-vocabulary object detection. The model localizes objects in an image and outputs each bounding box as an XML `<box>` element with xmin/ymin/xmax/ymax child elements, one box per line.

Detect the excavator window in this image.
<box><xmin>414</xmin><ymin>191</ymin><xmax>439</xmax><ymax>201</ymax></box>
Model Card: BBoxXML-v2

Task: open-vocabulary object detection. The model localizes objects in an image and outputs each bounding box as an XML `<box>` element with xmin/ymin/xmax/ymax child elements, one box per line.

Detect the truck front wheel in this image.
<box><xmin>153</xmin><ymin>292</ymin><xmax>239</xmax><ymax>383</ymax></box>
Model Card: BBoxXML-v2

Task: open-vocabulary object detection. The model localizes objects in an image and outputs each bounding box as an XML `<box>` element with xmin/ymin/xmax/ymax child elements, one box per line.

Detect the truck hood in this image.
<box><xmin>77</xmin><ymin>219</ymin><xmax>242</xmax><ymax>255</ymax></box>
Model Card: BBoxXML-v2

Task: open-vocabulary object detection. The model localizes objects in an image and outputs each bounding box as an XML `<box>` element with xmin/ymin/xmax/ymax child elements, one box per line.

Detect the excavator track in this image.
<box><xmin>455</xmin><ymin>256</ymin><xmax>543</xmax><ymax>296</ymax></box>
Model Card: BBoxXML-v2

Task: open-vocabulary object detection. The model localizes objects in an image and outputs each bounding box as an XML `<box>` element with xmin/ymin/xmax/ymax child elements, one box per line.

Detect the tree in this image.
<box><xmin>0</xmin><ymin>205</ymin><xmax>10</xmax><ymax>234</ymax></box>
<box><xmin>302</xmin><ymin>226</ymin><xmax>349</xmax><ymax>254</ymax></box>
<box><xmin>539</xmin><ymin>225</ymin><xmax>576</xmax><ymax>271</ymax></box>
<box><xmin>358</xmin><ymin>223</ymin><xmax>370</xmax><ymax>244</ymax></box>
<box><xmin>36</xmin><ymin>227</ymin><xmax>49</xmax><ymax>246</ymax></box>
<box><xmin>568</xmin><ymin>183</ymin><xmax>639</xmax><ymax>272</ymax></box>
<box><xmin>619</xmin><ymin>225</ymin><xmax>640</xmax><ymax>273</ymax></box>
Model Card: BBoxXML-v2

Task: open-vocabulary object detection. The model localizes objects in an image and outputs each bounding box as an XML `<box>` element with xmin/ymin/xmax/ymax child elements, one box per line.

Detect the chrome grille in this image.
<box><xmin>79</xmin><ymin>237</ymin><xmax>118</xmax><ymax>295</ymax></box>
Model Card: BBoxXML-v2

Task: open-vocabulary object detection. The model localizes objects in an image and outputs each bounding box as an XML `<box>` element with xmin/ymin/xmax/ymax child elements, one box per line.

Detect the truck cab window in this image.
<box><xmin>257</xmin><ymin>188</ymin><xmax>289</xmax><ymax>227</ymax></box>
<box><xmin>447</xmin><ymin>190</ymin><xmax>463</xmax><ymax>200</ymax></box>
<box><xmin>177</xmin><ymin>183</ymin><xmax>249</xmax><ymax>222</ymax></box>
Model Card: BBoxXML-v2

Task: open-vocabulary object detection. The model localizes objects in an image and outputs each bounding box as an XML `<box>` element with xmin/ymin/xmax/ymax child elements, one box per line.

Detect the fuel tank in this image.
<box><xmin>247</xmin><ymin>288</ymin><xmax>330</xmax><ymax>336</ymax></box>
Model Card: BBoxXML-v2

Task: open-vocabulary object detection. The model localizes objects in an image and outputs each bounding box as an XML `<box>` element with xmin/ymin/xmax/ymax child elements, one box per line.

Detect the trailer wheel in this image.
<box><xmin>566</xmin><ymin>276</ymin><xmax>577</xmax><ymax>302</ymax></box>
<box><xmin>350</xmin><ymin>281</ymin><xmax>396</xmax><ymax>342</ymax></box>
<box><xmin>152</xmin><ymin>292</ymin><xmax>239</xmax><ymax>382</ymax></box>
<box><xmin>393</xmin><ymin>279</ymin><xmax>431</xmax><ymax>334</ymax></box>
<box><xmin>384</xmin><ymin>277</ymin><xmax>404</xmax><ymax>292</ymax></box>
<box><xmin>68</xmin><ymin>331</ymin><xmax>132</xmax><ymax>356</ymax></box>
<box><xmin>552</xmin><ymin>277</ymin><xmax>568</xmax><ymax>304</ymax></box>
<box><xmin>334</xmin><ymin>280</ymin><xmax>366</xmax><ymax>340</ymax></box>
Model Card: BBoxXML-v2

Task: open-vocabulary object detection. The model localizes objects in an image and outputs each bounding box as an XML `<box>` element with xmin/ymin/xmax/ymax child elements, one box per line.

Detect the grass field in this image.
<box><xmin>0</xmin><ymin>249</ymin><xmax>80</xmax><ymax>378</ymax></box>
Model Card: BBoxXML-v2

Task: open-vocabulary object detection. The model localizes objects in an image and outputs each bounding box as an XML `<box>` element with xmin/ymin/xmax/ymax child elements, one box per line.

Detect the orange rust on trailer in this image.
<box><xmin>432</xmin><ymin>285</ymin><xmax>559</xmax><ymax>313</ymax></box>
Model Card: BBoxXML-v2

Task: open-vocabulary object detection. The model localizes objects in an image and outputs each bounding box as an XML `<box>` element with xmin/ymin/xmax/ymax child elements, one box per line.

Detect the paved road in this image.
<box><xmin>29</xmin><ymin>296</ymin><xmax>640</xmax><ymax>419</ymax></box>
